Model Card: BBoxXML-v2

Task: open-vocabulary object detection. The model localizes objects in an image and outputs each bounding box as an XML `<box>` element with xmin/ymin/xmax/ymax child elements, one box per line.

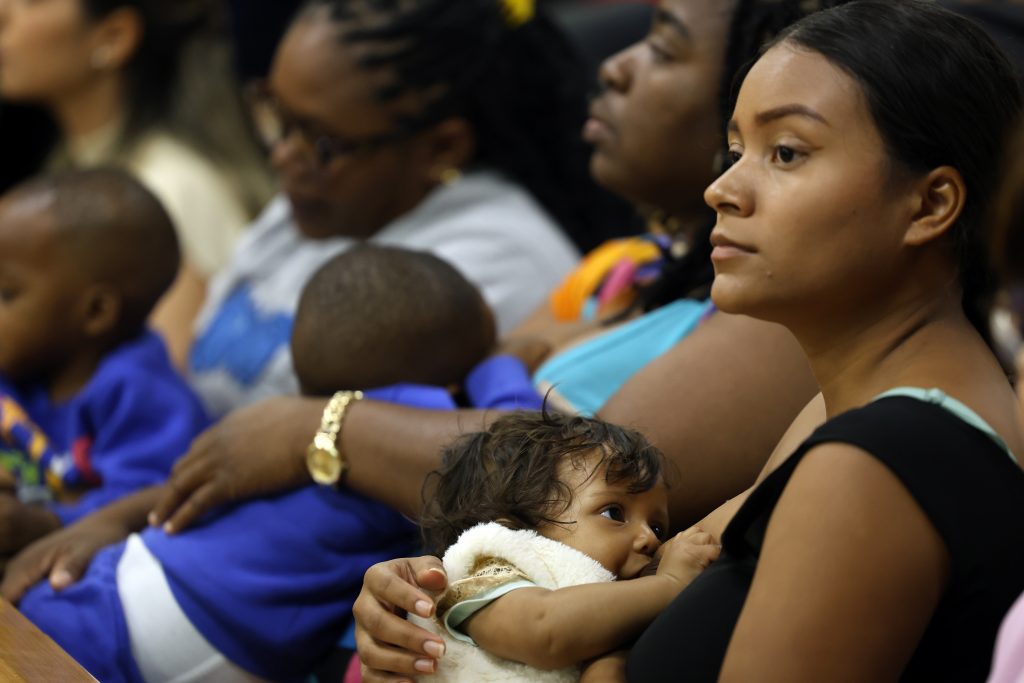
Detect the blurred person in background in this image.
<box><xmin>0</xmin><ymin>0</ymin><xmax>274</xmax><ymax>367</ymax></box>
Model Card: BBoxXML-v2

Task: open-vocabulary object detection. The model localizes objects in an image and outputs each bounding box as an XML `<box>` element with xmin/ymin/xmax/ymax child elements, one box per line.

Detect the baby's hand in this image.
<box><xmin>655</xmin><ymin>526</ymin><xmax>721</xmax><ymax>593</ymax></box>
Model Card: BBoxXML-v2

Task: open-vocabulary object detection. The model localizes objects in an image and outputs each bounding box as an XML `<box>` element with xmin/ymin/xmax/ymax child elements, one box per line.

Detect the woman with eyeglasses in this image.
<box><xmin>184</xmin><ymin>0</ymin><xmax>635</xmax><ymax>419</ymax></box>
<box><xmin>0</xmin><ymin>0</ymin><xmax>274</xmax><ymax>368</ymax></box>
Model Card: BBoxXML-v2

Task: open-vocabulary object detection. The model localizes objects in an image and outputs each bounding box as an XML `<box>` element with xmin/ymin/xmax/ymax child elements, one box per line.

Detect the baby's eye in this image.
<box><xmin>600</xmin><ymin>505</ymin><xmax>625</xmax><ymax>522</ymax></box>
<box><xmin>650</xmin><ymin>522</ymin><xmax>666</xmax><ymax>540</ymax></box>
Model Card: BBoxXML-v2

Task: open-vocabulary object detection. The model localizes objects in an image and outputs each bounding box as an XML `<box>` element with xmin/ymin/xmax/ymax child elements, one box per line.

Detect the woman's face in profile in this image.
<box><xmin>0</xmin><ymin>0</ymin><xmax>99</xmax><ymax>103</ymax></box>
<box><xmin>266</xmin><ymin>13</ymin><xmax>440</xmax><ymax>240</ymax></box>
<box><xmin>704</xmin><ymin>43</ymin><xmax>915</xmax><ymax>327</ymax></box>
<box><xmin>585</xmin><ymin>0</ymin><xmax>732</xmax><ymax>215</ymax></box>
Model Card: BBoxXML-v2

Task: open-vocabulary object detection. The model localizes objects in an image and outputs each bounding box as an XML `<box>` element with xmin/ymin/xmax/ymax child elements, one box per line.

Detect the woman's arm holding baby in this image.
<box><xmin>464</xmin><ymin>531</ymin><xmax>719</xmax><ymax>670</ymax></box>
<box><xmin>151</xmin><ymin>397</ymin><xmax>500</xmax><ymax>530</ymax></box>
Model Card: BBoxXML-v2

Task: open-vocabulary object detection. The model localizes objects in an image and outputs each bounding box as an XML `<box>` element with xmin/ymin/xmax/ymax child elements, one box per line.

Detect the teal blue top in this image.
<box><xmin>873</xmin><ymin>387</ymin><xmax>1018</xmax><ymax>464</ymax></box>
<box><xmin>533</xmin><ymin>298</ymin><xmax>714</xmax><ymax>417</ymax></box>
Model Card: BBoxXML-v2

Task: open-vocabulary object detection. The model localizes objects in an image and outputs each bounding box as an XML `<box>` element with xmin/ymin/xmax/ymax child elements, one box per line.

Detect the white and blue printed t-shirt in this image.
<box><xmin>188</xmin><ymin>171</ymin><xmax>579</xmax><ymax>418</ymax></box>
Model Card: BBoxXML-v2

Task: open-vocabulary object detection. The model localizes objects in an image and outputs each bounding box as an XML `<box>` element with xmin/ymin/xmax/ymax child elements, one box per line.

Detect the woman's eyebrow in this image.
<box><xmin>755</xmin><ymin>104</ymin><xmax>830</xmax><ymax>126</ymax></box>
<box><xmin>728</xmin><ymin>104</ymin><xmax>831</xmax><ymax>134</ymax></box>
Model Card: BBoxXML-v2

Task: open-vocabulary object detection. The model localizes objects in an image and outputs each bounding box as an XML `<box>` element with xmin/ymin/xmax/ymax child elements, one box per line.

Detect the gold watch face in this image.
<box><xmin>306</xmin><ymin>434</ymin><xmax>343</xmax><ymax>485</ymax></box>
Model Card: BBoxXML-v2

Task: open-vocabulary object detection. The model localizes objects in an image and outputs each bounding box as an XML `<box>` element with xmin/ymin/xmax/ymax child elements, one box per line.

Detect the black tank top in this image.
<box><xmin>627</xmin><ymin>396</ymin><xmax>1024</xmax><ymax>682</ymax></box>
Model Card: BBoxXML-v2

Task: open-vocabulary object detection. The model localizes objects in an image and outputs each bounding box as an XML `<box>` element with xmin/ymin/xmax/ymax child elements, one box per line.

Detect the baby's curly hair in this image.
<box><xmin>420</xmin><ymin>410</ymin><xmax>666</xmax><ymax>556</ymax></box>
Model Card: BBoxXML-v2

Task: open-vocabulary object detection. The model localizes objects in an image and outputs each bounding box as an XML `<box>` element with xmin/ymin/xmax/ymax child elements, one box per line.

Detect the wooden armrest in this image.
<box><xmin>0</xmin><ymin>598</ymin><xmax>97</xmax><ymax>681</ymax></box>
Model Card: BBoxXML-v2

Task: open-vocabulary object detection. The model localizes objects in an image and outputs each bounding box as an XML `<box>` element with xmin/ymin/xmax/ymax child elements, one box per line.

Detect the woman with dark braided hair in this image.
<box><xmin>0</xmin><ymin>0</ymin><xmax>274</xmax><ymax>367</ymax></box>
<box><xmin>185</xmin><ymin>0</ymin><xmax>628</xmax><ymax>418</ymax></box>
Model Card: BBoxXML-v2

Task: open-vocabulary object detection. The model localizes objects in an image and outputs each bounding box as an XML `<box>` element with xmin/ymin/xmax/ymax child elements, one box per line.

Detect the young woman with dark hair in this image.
<box><xmin>624</xmin><ymin>2</ymin><xmax>1024</xmax><ymax>679</ymax></box>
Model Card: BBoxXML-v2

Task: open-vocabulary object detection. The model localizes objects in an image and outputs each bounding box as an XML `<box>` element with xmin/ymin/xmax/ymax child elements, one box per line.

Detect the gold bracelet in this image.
<box><xmin>306</xmin><ymin>390</ymin><xmax>364</xmax><ymax>486</ymax></box>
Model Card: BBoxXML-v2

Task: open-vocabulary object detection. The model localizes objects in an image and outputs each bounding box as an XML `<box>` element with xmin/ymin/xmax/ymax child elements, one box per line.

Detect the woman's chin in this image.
<box><xmin>288</xmin><ymin>198</ymin><xmax>339</xmax><ymax>240</ymax></box>
<box><xmin>589</xmin><ymin>153</ymin><xmax>633</xmax><ymax>201</ymax></box>
<box><xmin>709</xmin><ymin>278</ymin><xmax>750</xmax><ymax>315</ymax></box>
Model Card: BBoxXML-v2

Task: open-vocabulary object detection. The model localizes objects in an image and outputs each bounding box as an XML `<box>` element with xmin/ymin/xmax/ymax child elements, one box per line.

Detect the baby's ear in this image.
<box><xmin>79</xmin><ymin>284</ymin><xmax>122</xmax><ymax>338</ymax></box>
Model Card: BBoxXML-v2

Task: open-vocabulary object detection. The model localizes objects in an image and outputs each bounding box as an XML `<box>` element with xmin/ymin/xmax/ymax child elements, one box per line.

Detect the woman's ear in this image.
<box><xmin>88</xmin><ymin>7</ymin><xmax>144</xmax><ymax>71</ymax></box>
<box><xmin>904</xmin><ymin>165</ymin><xmax>966</xmax><ymax>247</ymax></box>
<box><xmin>422</xmin><ymin>117</ymin><xmax>476</xmax><ymax>185</ymax></box>
<box><xmin>78</xmin><ymin>284</ymin><xmax>122</xmax><ymax>338</ymax></box>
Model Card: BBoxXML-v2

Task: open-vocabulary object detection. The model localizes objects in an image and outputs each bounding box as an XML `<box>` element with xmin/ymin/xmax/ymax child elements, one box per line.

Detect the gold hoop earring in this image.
<box><xmin>438</xmin><ymin>168</ymin><xmax>462</xmax><ymax>186</ymax></box>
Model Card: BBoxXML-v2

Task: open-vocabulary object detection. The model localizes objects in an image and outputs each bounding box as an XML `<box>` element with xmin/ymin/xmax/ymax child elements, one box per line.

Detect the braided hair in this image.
<box><xmin>299</xmin><ymin>0</ymin><xmax>633</xmax><ymax>254</ymax></box>
<box><xmin>635</xmin><ymin>0</ymin><xmax>848</xmax><ymax>314</ymax></box>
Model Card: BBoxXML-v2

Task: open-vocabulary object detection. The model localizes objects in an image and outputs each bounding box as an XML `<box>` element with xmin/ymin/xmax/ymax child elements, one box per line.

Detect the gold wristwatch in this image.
<box><xmin>306</xmin><ymin>390</ymin><xmax>364</xmax><ymax>486</ymax></box>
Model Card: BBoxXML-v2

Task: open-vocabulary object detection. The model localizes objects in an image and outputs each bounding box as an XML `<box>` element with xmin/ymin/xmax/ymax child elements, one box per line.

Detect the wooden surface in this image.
<box><xmin>0</xmin><ymin>597</ymin><xmax>96</xmax><ymax>681</ymax></box>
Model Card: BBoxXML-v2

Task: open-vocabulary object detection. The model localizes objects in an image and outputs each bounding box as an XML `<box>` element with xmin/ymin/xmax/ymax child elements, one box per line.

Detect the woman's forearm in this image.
<box><xmin>95</xmin><ymin>486</ymin><xmax>164</xmax><ymax>534</ymax></box>
<box><xmin>341</xmin><ymin>402</ymin><xmax>503</xmax><ymax>517</ymax></box>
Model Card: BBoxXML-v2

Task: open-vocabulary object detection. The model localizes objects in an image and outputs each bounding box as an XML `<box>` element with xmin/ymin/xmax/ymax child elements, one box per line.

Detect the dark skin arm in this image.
<box><xmin>339</xmin><ymin>405</ymin><xmax>496</xmax><ymax>518</ymax></box>
<box><xmin>150</xmin><ymin>397</ymin><xmax>496</xmax><ymax>529</ymax></box>
<box><xmin>0</xmin><ymin>493</ymin><xmax>61</xmax><ymax>558</ymax></box>
<box><xmin>151</xmin><ymin>312</ymin><xmax>815</xmax><ymax>532</ymax></box>
<box><xmin>0</xmin><ymin>486</ymin><xmax>161</xmax><ymax>603</ymax></box>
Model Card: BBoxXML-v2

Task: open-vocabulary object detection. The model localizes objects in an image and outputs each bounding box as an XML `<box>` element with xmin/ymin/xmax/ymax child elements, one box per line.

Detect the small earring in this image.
<box><xmin>91</xmin><ymin>48</ymin><xmax>111</xmax><ymax>70</ymax></box>
<box><xmin>438</xmin><ymin>167</ymin><xmax>462</xmax><ymax>186</ymax></box>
